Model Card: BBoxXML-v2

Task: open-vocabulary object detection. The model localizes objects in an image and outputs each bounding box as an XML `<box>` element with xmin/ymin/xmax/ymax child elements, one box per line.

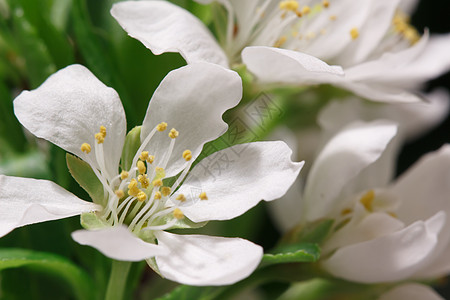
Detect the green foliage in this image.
<box><xmin>0</xmin><ymin>248</ymin><xmax>94</xmax><ymax>300</ymax></box>
<box><xmin>262</xmin><ymin>243</ymin><xmax>321</xmax><ymax>266</ymax></box>
<box><xmin>121</xmin><ymin>126</ymin><xmax>141</xmax><ymax>171</ymax></box>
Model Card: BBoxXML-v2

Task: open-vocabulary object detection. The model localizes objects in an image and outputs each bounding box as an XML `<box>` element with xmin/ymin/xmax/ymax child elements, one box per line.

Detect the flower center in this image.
<box><xmin>80</xmin><ymin>124</ymin><xmax>208</xmax><ymax>235</ymax></box>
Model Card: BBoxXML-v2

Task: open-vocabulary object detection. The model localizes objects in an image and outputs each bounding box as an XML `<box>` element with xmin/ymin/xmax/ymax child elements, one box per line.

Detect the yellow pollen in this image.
<box><xmin>176</xmin><ymin>194</ymin><xmax>186</xmax><ymax>202</ymax></box>
<box><xmin>152</xmin><ymin>179</ymin><xmax>163</xmax><ymax>187</ymax></box>
<box><xmin>128</xmin><ymin>179</ymin><xmax>140</xmax><ymax>197</ymax></box>
<box><xmin>154</xmin><ymin>191</ymin><xmax>162</xmax><ymax>200</ymax></box>
<box><xmin>329</xmin><ymin>15</ymin><xmax>337</xmax><ymax>21</ymax></box>
<box><xmin>115</xmin><ymin>189</ymin><xmax>125</xmax><ymax>198</ymax></box>
<box><xmin>388</xmin><ymin>212</ymin><xmax>398</xmax><ymax>218</ymax></box>
<box><xmin>350</xmin><ymin>27</ymin><xmax>359</xmax><ymax>40</ymax></box>
<box><xmin>120</xmin><ymin>171</ymin><xmax>129</xmax><ymax>180</ymax></box>
<box><xmin>169</xmin><ymin>128</ymin><xmax>179</xmax><ymax>139</ymax></box>
<box><xmin>137</xmin><ymin>191</ymin><xmax>147</xmax><ymax>202</ymax></box>
<box><xmin>341</xmin><ymin>208</ymin><xmax>353</xmax><ymax>216</ymax></box>
<box><xmin>182</xmin><ymin>150</ymin><xmax>192</xmax><ymax>161</ymax></box>
<box><xmin>301</xmin><ymin>6</ymin><xmax>310</xmax><ymax>15</ymax></box>
<box><xmin>173</xmin><ymin>208</ymin><xmax>184</xmax><ymax>220</ymax></box>
<box><xmin>156</xmin><ymin>122</ymin><xmax>168</xmax><ymax>132</ymax></box>
<box><xmin>155</xmin><ymin>167</ymin><xmax>166</xmax><ymax>178</ymax></box>
<box><xmin>279</xmin><ymin>0</ymin><xmax>299</xmax><ymax>12</ymax></box>
<box><xmin>161</xmin><ymin>187</ymin><xmax>171</xmax><ymax>197</ymax></box>
<box><xmin>273</xmin><ymin>36</ymin><xmax>287</xmax><ymax>48</ymax></box>
<box><xmin>95</xmin><ymin>133</ymin><xmax>105</xmax><ymax>144</ymax></box>
<box><xmin>137</xmin><ymin>160</ymin><xmax>146</xmax><ymax>174</ymax></box>
<box><xmin>99</xmin><ymin>126</ymin><xmax>106</xmax><ymax>137</ymax></box>
<box><xmin>199</xmin><ymin>192</ymin><xmax>208</xmax><ymax>200</ymax></box>
<box><xmin>147</xmin><ymin>155</ymin><xmax>155</xmax><ymax>164</ymax></box>
<box><xmin>139</xmin><ymin>151</ymin><xmax>149</xmax><ymax>161</ymax></box>
<box><xmin>322</xmin><ymin>0</ymin><xmax>329</xmax><ymax>8</ymax></box>
<box><xmin>138</xmin><ymin>174</ymin><xmax>150</xmax><ymax>188</ymax></box>
<box><xmin>81</xmin><ymin>143</ymin><xmax>91</xmax><ymax>154</ymax></box>
<box><xmin>360</xmin><ymin>190</ymin><xmax>375</xmax><ymax>211</ymax></box>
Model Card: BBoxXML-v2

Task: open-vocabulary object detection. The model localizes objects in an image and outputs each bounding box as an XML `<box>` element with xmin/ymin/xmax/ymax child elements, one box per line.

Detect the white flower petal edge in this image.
<box><xmin>72</xmin><ymin>226</ymin><xmax>167</xmax><ymax>261</ymax></box>
<box><xmin>0</xmin><ymin>175</ymin><xmax>100</xmax><ymax>238</ymax></box>
<box><xmin>13</xmin><ymin>64</ymin><xmax>126</xmax><ymax>181</ymax></box>
<box><xmin>141</xmin><ymin>62</ymin><xmax>242</xmax><ymax>177</ymax></box>
<box><xmin>176</xmin><ymin>141</ymin><xmax>304</xmax><ymax>222</ymax></box>
<box><xmin>322</xmin><ymin>211</ymin><xmax>446</xmax><ymax>283</ymax></box>
<box><xmin>391</xmin><ymin>145</ymin><xmax>450</xmax><ymax>279</ymax></box>
<box><xmin>318</xmin><ymin>89</ymin><xmax>449</xmax><ymax>142</ymax></box>
<box><xmin>111</xmin><ymin>1</ymin><xmax>228</xmax><ymax>67</ymax></box>
<box><xmin>303</xmin><ymin>120</ymin><xmax>398</xmax><ymax>222</ymax></box>
<box><xmin>241</xmin><ymin>46</ymin><xmax>344</xmax><ymax>84</ymax></box>
<box><xmin>378</xmin><ymin>283</ymin><xmax>444</xmax><ymax>300</ymax></box>
<box><xmin>155</xmin><ymin>231</ymin><xmax>263</xmax><ymax>286</ymax></box>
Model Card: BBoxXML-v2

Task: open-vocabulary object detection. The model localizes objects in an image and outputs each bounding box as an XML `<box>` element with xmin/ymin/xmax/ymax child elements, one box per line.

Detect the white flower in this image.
<box><xmin>110</xmin><ymin>0</ymin><xmax>450</xmax><ymax>103</ymax></box>
<box><xmin>378</xmin><ymin>283</ymin><xmax>444</xmax><ymax>300</ymax></box>
<box><xmin>271</xmin><ymin>120</ymin><xmax>450</xmax><ymax>284</ymax></box>
<box><xmin>2</xmin><ymin>63</ymin><xmax>303</xmax><ymax>285</ymax></box>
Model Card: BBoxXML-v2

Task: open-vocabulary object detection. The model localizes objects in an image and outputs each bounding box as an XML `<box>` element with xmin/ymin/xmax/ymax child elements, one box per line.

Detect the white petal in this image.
<box><xmin>319</xmin><ymin>90</ymin><xmax>449</xmax><ymax>142</ymax></box>
<box><xmin>303</xmin><ymin>121</ymin><xmax>398</xmax><ymax>222</ymax></box>
<box><xmin>322</xmin><ymin>212</ymin><xmax>445</xmax><ymax>283</ymax></box>
<box><xmin>176</xmin><ymin>141</ymin><xmax>304</xmax><ymax>222</ymax></box>
<box><xmin>111</xmin><ymin>1</ymin><xmax>228</xmax><ymax>67</ymax></box>
<box><xmin>141</xmin><ymin>63</ymin><xmax>242</xmax><ymax>177</ymax></box>
<box><xmin>13</xmin><ymin>64</ymin><xmax>126</xmax><ymax>180</ymax></box>
<box><xmin>398</xmin><ymin>0</ymin><xmax>420</xmax><ymax>15</ymax></box>
<box><xmin>0</xmin><ymin>175</ymin><xmax>100</xmax><ymax>238</ymax></box>
<box><xmin>379</xmin><ymin>283</ymin><xmax>444</xmax><ymax>300</ymax></box>
<box><xmin>241</xmin><ymin>46</ymin><xmax>344</xmax><ymax>84</ymax></box>
<box><xmin>155</xmin><ymin>231</ymin><xmax>263</xmax><ymax>286</ymax></box>
<box><xmin>391</xmin><ymin>145</ymin><xmax>450</xmax><ymax>278</ymax></box>
<box><xmin>72</xmin><ymin>226</ymin><xmax>166</xmax><ymax>261</ymax></box>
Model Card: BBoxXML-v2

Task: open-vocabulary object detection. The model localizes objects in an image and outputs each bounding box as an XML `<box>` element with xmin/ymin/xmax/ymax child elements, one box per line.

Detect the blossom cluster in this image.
<box><xmin>1</xmin><ymin>0</ymin><xmax>449</xmax><ymax>299</ymax></box>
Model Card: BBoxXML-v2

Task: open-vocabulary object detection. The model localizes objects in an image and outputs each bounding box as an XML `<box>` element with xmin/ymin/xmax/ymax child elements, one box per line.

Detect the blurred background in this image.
<box><xmin>0</xmin><ymin>0</ymin><xmax>449</xmax><ymax>299</ymax></box>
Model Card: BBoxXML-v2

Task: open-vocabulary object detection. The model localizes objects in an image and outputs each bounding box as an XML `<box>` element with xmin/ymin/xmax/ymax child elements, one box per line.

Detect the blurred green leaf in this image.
<box><xmin>157</xmin><ymin>285</ymin><xmax>223</xmax><ymax>300</ymax></box>
<box><xmin>0</xmin><ymin>150</ymin><xmax>50</xmax><ymax>179</ymax></box>
<box><xmin>262</xmin><ymin>243</ymin><xmax>320</xmax><ymax>266</ymax></box>
<box><xmin>121</xmin><ymin>126</ymin><xmax>141</xmax><ymax>171</ymax></box>
<box><xmin>0</xmin><ymin>248</ymin><xmax>95</xmax><ymax>300</ymax></box>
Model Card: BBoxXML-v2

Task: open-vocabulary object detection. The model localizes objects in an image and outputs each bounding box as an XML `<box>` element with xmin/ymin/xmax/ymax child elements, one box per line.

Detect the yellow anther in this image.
<box><xmin>322</xmin><ymin>0</ymin><xmax>329</xmax><ymax>8</ymax></box>
<box><xmin>301</xmin><ymin>6</ymin><xmax>310</xmax><ymax>15</ymax></box>
<box><xmin>147</xmin><ymin>155</ymin><xmax>155</xmax><ymax>164</ymax></box>
<box><xmin>329</xmin><ymin>15</ymin><xmax>337</xmax><ymax>21</ymax></box>
<box><xmin>81</xmin><ymin>143</ymin><xmax>91</xmax><ymax>154</ymax></box>
<box><xmin>155</xmin><ymin>167</ymin><xmax>166</xmax><ymax>178</ymax></box>
<box><xmin>279</xmin><ymin>0</ymin><xmax>299</xmax><ymax>12</ymax></box>
<box><xmin>182</xmin><ymin>150</ymin><xmax>192</xmax><ymax>161</ymax></box>
<box><xmin>128</xmin><ymin>179</ymin><xmax>140</xmax><ymax>197</ymax></box>
<box><xmin>99</xmin><ymin>126</ymin><xmax>106</xmax><ymax>137</ymax></box>
<box><xmin>388</xmin><ymin>212</ymin><xmax>398</xmax><ymax>218</ymax></box>
<box><xmin>161</xmin><ymin>186</ymin><xmax>171</xmax><ymax>197</ymax></box>
<box><xmin>139</xmin><ymin>151</ymin><xmax>149</xmax><ymax>161</ymax></box>
<box><xmin>152</xmin><ymin>179</ymin><xmax>163</xmax><ymax>187</ymax></box>
<box><xmin>95</xmin><ymin>133</ymin><xmax>105</xmax><ymax>144</ymax></box>
<box><xmin>273</xmin><ymin>36</ymin><xmax>287</xmax><ymax>48</ymax></box>
<box><xmin>137</xmin><ymin>191</ymin><xmax>147</xmax><ymax>202</ymax></box>
<box><xmin>350</xmin><ymin>27</ymin><xmax>359</xmax><ymax>40</ymax></box>
<box><xmin>199</xmin><ymin>192</ymin><xmax>208</xmax><ymax>200</ymax></box>
<box><xmin>176</xmin><ymin>194</ymin><xmax>186</xmax><ymax>202</ymax></box>
<box><xmin>154</xmin><ymin>191</ymin><xmax>162</xmax><ymax>200</ymax></box>
<box><xmin>120</xmin><ymin>171</ymin><xmax>129</xmax><ymax>180</ymax></box>
<box><xmin>341</xmin><ymin>208</ymin><xmax>353</xmax><ymax>216</ymax></box>
<box><xmin>115</xmin><ymin>189</ymin><xmax>125</xmax><ymax>198</ymax></box>
<box><xmin>138</xmin><ymin>174</ymin><xmax>150</xmax><ymax>188</ymax></box>
<box><xmin>137</xmin><ymin>160</ymin><xmax>146</xmax><ymax>174</ymax></box>
<box><xmin>169</xmin><ymin>128</ymin><xmax>179</xmax><ymax>139</ymax></box>
<box><xmin>173</xmin><ymin>208</ymin><xmax>184</xmax><ymax>220</ymax></box>
<box><xmin>156</xmin><ymin>122</ymin><xmax>168</xmax><ymax>132</ymax></box>
<box><xmin>360</xmin><ymin>190</ymin><xmax>375</xmax><ymax>211</ymax></box>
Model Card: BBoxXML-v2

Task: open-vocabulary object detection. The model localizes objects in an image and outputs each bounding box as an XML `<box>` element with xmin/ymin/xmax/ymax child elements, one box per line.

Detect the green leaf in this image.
<box><xmin>66</xmin><ymin>153</ymin><xmax>104</xmax><ymax>206</ymax></box>
<box><xmin>262</xmin><ymin>243</ymin><xmax>320</xmax><ymax>266</ymax></box>
<box><xmin>0</xmin><ymin>248</ymin><xmax>95</xmax><ymax>300</ymax></box>
<box><xmin>157</xmin><ymin>285</ymin><xmax>223</xmax><ymax>300</ymax></box>
<box><xmin>121</xmin><ymin>126</ymin><xmax>141</xmax><ymax>171</ymax></box>
<box><xmin>80</xmin><ymin>212</ymin><xmax>107</xmax><ymax>230</ymax></box>
<box><xmin>297</xmin><ymin>219</ymin><xmax>334</xmax><ymax>244</ymax></box>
